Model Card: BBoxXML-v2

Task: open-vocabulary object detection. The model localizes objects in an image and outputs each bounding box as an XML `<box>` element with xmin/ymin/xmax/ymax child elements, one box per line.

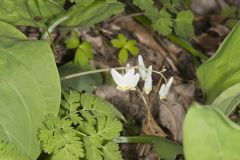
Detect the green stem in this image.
<box><xmin>34</xmin><ymin>0</ymin><xmax>57</xmax><ymax>54</ymax></box>
<box><xmin>61</xmin><ymin>66</ymin><xmax>167</xmax><ymax>81</ymax></box>
<box><xmin>167</xmin><ymin>34</ymin><xmax>208</xmax><ymax>61</ymax></box>
<box><xmin>113</xmin><ymin>136</ymin><xmax>181</xmax><ymax>145</ymax></box>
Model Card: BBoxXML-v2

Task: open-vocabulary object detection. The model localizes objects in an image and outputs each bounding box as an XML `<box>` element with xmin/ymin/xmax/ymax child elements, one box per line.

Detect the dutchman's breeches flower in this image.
<box><xmin>111</xmin><ymin>66</ymin><xmax>140</xmax><ymax>91</ymax></box>
<box><xmin>138</xmin><ymin>55</ymin><xmax>147</xmax><ymax>80</ymax></box>
<box><xmin>143</xmin><ymin>65</ymin><xmax>153</xmax><ymax>94</ymax></box>
<box><xmin>159</xmin><ymin>77</ymin><xmax>174</xmax><ymax>100</ymax></box>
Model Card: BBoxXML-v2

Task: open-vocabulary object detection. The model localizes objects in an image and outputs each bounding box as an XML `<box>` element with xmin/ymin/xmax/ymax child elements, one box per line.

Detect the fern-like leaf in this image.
<box><xmin>152</xmin><ymin>10</ymin><xmax>173</xmax><ymax>36</ymax></box>
<box><xmin>174</xmin><ymin>11</ymin><xmax>194</xmax><ymax>39</ymax></box>
<box><xmin>102</xmin><ymin>142</ymin><xmax>122</xmax><ymax>160</ymax></box>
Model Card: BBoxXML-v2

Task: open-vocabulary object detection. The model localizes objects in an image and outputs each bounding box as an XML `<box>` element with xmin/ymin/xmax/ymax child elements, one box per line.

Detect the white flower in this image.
<box><xmin>143</xmin><ymin>65</ymin><xmax>152</xmax><ymax>94</ymax></box>
<box><xmin>138</xmin><ymin>55</ymin><xmax>147</xmax><ymax>80</ymax></box>
<box><xmin>159</xmin><ymin>77</ymin><xmax>174</xmax><ymax>100</ymax></box>
<box><xmin>111</xmin><ymin>65</ymin><xmax>140</xmax><ymax>91</ymax></box>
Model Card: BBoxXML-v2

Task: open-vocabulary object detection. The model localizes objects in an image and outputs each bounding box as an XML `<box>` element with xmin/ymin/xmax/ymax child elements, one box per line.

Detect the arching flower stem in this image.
<box><xmin>61</xmin><ymin>65</ymin><xmax>167</xmax><ymax>81</ymax></box>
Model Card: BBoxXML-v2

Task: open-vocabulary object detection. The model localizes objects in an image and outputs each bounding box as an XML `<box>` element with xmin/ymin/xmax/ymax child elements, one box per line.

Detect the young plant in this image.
<box><xmin>111</xmin><ymin>33</ymin><xmax>139</xmax><ymax>64</ymax></box>
<box><xmin>39</xmin><ymin>91</ymin><xmax>123</xmax><ymax>160</ymax></box>
<box><xmin>65</xmin><ymin>31</ymin><xmax>94</xmax><ymax>66</ymax></box>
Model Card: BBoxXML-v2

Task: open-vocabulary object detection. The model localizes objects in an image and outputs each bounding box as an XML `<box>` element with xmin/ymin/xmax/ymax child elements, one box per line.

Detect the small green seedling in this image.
<box><xmin>65</xmin><ymin>31</ymin><xmax>94</xmax><ymax>66</ymax></box>
<box><xmin>111</xmin><ymin>33</ymin><xmax>139</xmax><ymax>64</ymax></box>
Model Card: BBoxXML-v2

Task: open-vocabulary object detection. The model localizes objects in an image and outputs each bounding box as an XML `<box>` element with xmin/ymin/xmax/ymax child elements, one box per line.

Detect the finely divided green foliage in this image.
<box><xmin>183</xmin><ymin>103</ymin><xmax>240</xmax><ymax>160</ymax></box>
<box><xmin>197</xmin><ymin>22</ymin><xmax>240</xmax><ymax>104</ymax></box>
<box><xmin>39</xmin><ymin>91</ymin><xmax>124</xmax><ymax>160</ymax></box>
<box><xmin>0</xmin><ymin>21</ymin><xmax>60</xmax><ymax>159</ymax></box>
<box><xmin>0</xmin><ymin>141</ymin><xmax>29</xmax><ymax>160</ymax></box>
<box><xmin>133</xmin><ymin>0</ymin><xmax>194</xmax><ymax>38</ymax></box>
<box><xmin>111</xmin><ymin>34</ymin><xmax>139</xmax><ymax>64</ymax></box>
<box><xmin>39</xmin><ymin>115</ymin><xmax>84</xmax><ymax>160</ymax></box>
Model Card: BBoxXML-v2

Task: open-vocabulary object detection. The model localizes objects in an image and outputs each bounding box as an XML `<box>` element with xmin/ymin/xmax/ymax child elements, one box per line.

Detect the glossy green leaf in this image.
<box><xmin>197</xmin><ymin>22</ymin><xmax>240</xmax><ymax>103</ymax></box>
<box><xmin>115</xmin><ymin>136</ymin><xmax>183</xmax><ymax>160</ymax></box>
<box><xmin>0</xmin><ymin>21</ymin><xmax>60</xmax><ymax>159</ymax></box>
<box><xmin>118</xmin><ymin>48</ymin><xmax>128</xmax><ymax>64</ymax></box>
<box><xmin>61</xmin><ymin>1</ymin><xmax>124</xmax><ymax>27</ymax></box>
<box><xmin>183</xmin><ymin>103</ymin><xmax>240</xmax><ymax>160</ymax></box>
<box><xmin>0</xmin><ymin>0</ymin><xmax>64</xmax><ymax>27</ymax></box>
<box><xmin>59</xmin><ymin>63</ymin><xmax>103</xmax><ymax>92</ymax></box>
<box><xmin>212</xmin><ymin>83</ymin><xmax>240</xmax><ymax>115</ymax></box>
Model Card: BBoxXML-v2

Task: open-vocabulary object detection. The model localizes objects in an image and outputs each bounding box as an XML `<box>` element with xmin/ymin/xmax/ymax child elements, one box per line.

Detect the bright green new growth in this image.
<box><xmin>111</xmin><ymin>33</ymin><xmax>139</xmax><ymax>64</ymax></box>
<box><xmin>0</xmin><ymin>141</ymin><xmax>29</xmax><ymax>160</ymax></box>
<box><xmin>39</xmin><ymin>91</ymin><xmax>123</xmax><ymax>160</ymax></box>
<box><xmin>133</xmin><ymin>0</ymin><xmax>194</xmax><ymax>39</ymax></box>
<box><xmin>65</xmin><ymin>31</ymin><xmax>94</xmax><ymax>66</ymax></box>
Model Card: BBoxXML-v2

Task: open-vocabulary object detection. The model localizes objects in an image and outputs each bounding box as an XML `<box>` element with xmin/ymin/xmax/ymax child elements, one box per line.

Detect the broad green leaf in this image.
<box><xmin>59</xmin><ymin>63</ymin><xmax>103</xmax><ymax>92</ymax></box>
<box><xmin>0</xmin><ymin>0</ymin><xmax>64</xmax><ymax>27</ymax></box>
<box><xmin>115</xmin><ymin>136</ymin><xmax>183</xmax><ymax>160</ymax></box>
<box><xmin>174</xmin><ymin>11</ymin><xmax>194</xmax><ymax>39</ymax></box>
<box><xmin>197</xmin><ymin>22</ymin><xmax>240</xmax><ymax>103</ymax></box>
<box><xmin>212</xmin><ymin>83</ymin><xmax>240</xmax><ymax>115</ymax></box>
<box><xmin>61</xmin><ymin>1</ymin><xmax>124</xmax><ymax>27</ymax></box>
<box><xmin>0</xmin><ymin>21</ymin><xmax>61</xmax><ymax>159</ymax></box>
<box><xmin>152</xmin><ymin>10</ymin><xmax>173</xmax><ymax>36</ymax></box>
<box><xmin>118</xmin><ymin>48</ymin><xmax>128</xmax><ymax>64</ymax></box>
<box><xmin>0</xmin><ymin>21</ymin><xmax>26</xmax><ymax>39</ymax></box>
<box><xmin>183</xmin><ymin>103</ymin><xmax>240</xmax><ymax>160</ymax></box>
<box><xmin>0</xmin><ymin>141</ymin><xmax>29</xmax><ymax>160</ymax></box>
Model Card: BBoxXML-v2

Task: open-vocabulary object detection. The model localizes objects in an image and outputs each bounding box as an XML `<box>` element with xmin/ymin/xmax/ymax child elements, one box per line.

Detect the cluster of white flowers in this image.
<box><xmin>111</xmin><ymin>55</ymin><xmax>173</xmax><ymax>100</ymax></box>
